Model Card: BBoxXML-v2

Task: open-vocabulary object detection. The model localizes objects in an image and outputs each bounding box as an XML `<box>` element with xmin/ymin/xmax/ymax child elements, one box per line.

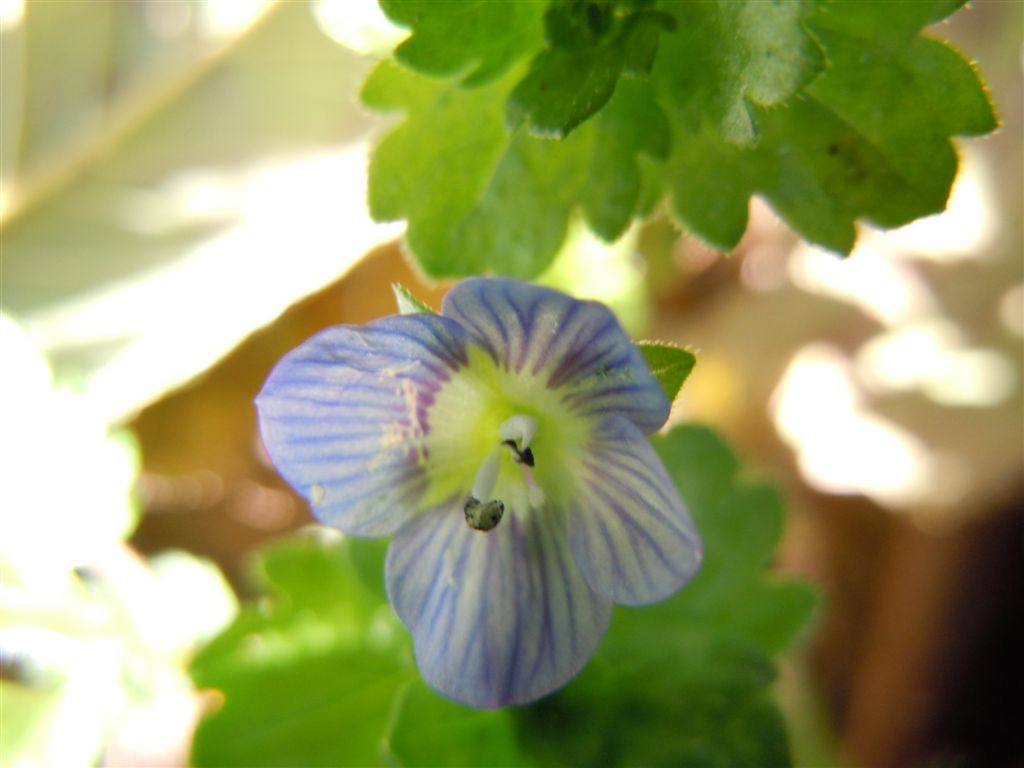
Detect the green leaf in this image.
<box><xmin>803</xmin><ymin>9</ymin><xmax>998</xmax><ymax>203</ymax></box>
<box><xmin>391</xmin><ymin>282</ymin><xmax>435</xmax><ymax>315</ymax></box>
<box><xmin>190</xmin><ymin>534</ymin><xmax>414</xmax><ymax>767</ymax></box>
<box><xmin>364</xmin><ymin>61</ymin><xmax>664</xmax><ymax>277</ymax></box>
<box><xmin>646</xmin><ymin>425</ymin><xmax>819</xmax><ymax>656</ymax></box>
<box><xmin>385</xmin><ymin>681</ymin><xmax>530</xmax><ymax>768</ymax></box>
<box><xmin>582</xmin><ymin>79</ymin><xmax>669</xmax><ymax>240</ymax></box>
<box><xmin>521</xmin><ymin>667</ymin><xmax>791</xmax><ymax>768</ymax></box>
<box><xmin>637</xmin><ymin>341</ymin><xmax>695</xmax><ymax>403</ymax></box>
<box><xmin>660</xmin><ymin>1</ymin><xmax>997</xmax><ymax>253</ymax></box>
<box><xmin>809</xmin><ymin>0</ymin><xmax>968</xmax><ymax>48</ymax></box>
<box><xmin>380</xmin><ymin>0</ymin><xmax>544</xmax><ymax>86</ymax></box>
<box><xmin>367</xmin><ymin>0</ymin><xmax>995</xmax><ymax>266</ymax></box>
<box><xmin>516</xmin><ymin>425</ymin><xmax>817</xmax><ymax>767</ymax></box>
<box><xmin>505</xmin><ymin>41</ymin><xmax>620</xmax><ymax>140</ymax></box>
<box><xmin>654</xmin><ymin>0</ymin><xmax>823</xmax><ymax>146</ymax></box>
<box><xmin>191</xmin><ymin>534</ymin><xmax>532</xmax><ymax>768</ymax></box>
<box><xmin>507</xmin><ymin>4</ymin><xmax>675</xmax><ymax>138</ymax></box>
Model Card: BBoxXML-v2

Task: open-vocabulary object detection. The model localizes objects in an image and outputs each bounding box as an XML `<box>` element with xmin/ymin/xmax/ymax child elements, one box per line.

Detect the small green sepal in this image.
<box><xmin>392</xmin><ymin>282</ymin><xmax>436</xmax><ymax>315</ymax></box>
<box><xmin>638</xmin><ymin>341</ymin><xmax>696</xmax><ymax>402</ymax></box>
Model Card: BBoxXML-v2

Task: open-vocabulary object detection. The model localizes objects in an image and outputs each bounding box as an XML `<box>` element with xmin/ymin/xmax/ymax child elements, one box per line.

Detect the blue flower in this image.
<box><xmin>256</xmin><ymin>278</ymin><xmax>702</xmax><ymax>708</ymax></box>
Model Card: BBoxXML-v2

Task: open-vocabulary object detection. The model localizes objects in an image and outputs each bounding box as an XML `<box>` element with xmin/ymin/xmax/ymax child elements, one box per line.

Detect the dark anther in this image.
<box><xmin>464</xmin><ymin>496</ymin><xmax>505</xmax><ymax>532</ymax></box>
<box><xmin>502</xmin><ymin>439</ymin><xmax>535</xmax><ymax>467</ymax></box>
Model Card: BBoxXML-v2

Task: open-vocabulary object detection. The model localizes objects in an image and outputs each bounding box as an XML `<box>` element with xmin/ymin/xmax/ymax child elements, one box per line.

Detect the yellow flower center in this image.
<box><xmin>423</xmin><ymin>344</ymin><xmax>591</xmax><ymax>522</ymax></box>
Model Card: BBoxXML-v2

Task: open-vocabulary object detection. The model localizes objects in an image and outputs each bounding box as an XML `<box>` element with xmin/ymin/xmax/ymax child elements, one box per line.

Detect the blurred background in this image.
<box><xmin>2</xmin><ymin>1</ymin><xmax>1021</xmax><ymax>766</ymax></box>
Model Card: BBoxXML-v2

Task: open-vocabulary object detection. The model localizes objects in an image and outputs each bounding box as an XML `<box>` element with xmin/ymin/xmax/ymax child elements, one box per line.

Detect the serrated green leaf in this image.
<box><xmin>803</xmin><ymin>22</ymin><xmax>998</xmax><ymax>202</ymax></box>
<box><xmin>364</xmin><ymin>61</ymin><xmax>667</xmax><ymax>277</ymax></box>
<box><xmin>190</xmin><ymin>535</ymin><xmax>414</xmax><ymax>767</ymax></box>
<box><xmin>391</xmin><ymin>282</ymin><xmax>435</xmax><ymax>315</ymax></box>
<box><xmin>637</xmin><ymin>341</ymin><xmax>695</xmax><ymax>402</ymax></box>
<box><xmin>379</xmin><ymin>0</ymin><xmax>544</xmax><ymax>86</ymax></box>
<box><xmin>386</xmin><ymin>681</ymin><xmax>529</xmax><ymax>768</ymax></box>
<box><xmin>659</xmin><ymin>1</ymin><xmax>996</xmax><ymax>253</ymax></box>
<box><xmin>367</xmin><ymin>0</ymin><xmax>995</xmax><ymax>266</ymax></box>
<box><xmin>515</xmin><ymin>425</ymin><xmax>817</xmax><ymax>767</ymax></box>
<box><xmin>808</xmin><ymin>0</ymin><xmax>968</xmax><ymax>47</ymax></box>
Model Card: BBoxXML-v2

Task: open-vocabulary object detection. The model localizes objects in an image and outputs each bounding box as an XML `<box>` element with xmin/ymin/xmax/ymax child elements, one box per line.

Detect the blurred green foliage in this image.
<box><xmin>515</xmin><ymin>425</ymin><xmax>817</xmax><ymax>767</ymax></box>
<box><xmin>388</xmin><ymin>681</ymin><xmax>529</xmax><ymax>768</ymax></box>
<box><xmin>190</xmin><ymin>534</ymin><xmax>411</xmax><ymax>767</ymax></box>
<box><xmin>0</xmin><ymin>317</ymin><xmax>237</xmax><ymax>768</ymax></box>
<box><xmin>189</xmin><ymin>425</ymin><xmax>815</xmax><ymax>767</ymax></box>
<box><xmin>4</xmin><ymin>2</ymin><xmax>369</xmax><ymax>316</ymax></box>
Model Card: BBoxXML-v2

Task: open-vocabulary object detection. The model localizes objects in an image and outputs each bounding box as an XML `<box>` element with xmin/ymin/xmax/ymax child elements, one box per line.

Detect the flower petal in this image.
<box><xmin>441</xmin><ymin>278</ymin><xmax>669</xmax><ymax>433</ymax></box>
<box><xmin>386</xmin><ymin>504</ymin><xmax>612</xmax><ymax>708</ymax></box>
<box><xmin>568</xmin><ymin>416</ymin><xmax>702</xmax><ymax>605</ymax></box>
<box><xmin>255</xmin><ymin>314</ymin><xmax>469</xmax><ymax>536</ymax></box>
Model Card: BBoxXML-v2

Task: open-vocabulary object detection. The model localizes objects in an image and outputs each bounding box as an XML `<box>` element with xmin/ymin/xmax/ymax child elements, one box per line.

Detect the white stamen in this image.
<box><xmin>499</xmin><ymin>414</ymin><xmax>537</xmax><ymax>449</ymax></box>
<box><xmin>470</xmin><ymin>447</ymin><xmax>501</xmax><ymax>501</ymax></box>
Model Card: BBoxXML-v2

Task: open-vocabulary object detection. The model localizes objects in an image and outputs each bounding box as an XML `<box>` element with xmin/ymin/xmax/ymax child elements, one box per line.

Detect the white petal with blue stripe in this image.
<box><xmin>255</xmin><ymin>314</ymin><xmax>469</xmax><ymax>536</ymax></box>
<box><xmin>568</xmin><ymin>415</ymin><xmax>702</xmax><ymax>605</ymax></box>
<box><xmin>387</xmin><ymin>502</ymin><xmax>612</xmax><ymax>708</ymax></box>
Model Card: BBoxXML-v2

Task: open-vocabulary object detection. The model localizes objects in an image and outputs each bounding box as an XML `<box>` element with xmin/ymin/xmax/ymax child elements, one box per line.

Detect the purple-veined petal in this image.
<box><xmin>255</xmin><ymin>314</ymin><xmax>469</xmax><ymax>536</ymax></box>
<box><xmin>441</xmin><ymin>278</ymin><xmax>670</xmax><ymax>434</ymax></box>
<box><xmin>568</xmin><ymin>415</ymin><xmax>702</xmax><ymax>605</ymax></box>
<box><xmin>386</xmin><ymin>502</ymin><xmax>612</xmax><ymax>708</ymax></box>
